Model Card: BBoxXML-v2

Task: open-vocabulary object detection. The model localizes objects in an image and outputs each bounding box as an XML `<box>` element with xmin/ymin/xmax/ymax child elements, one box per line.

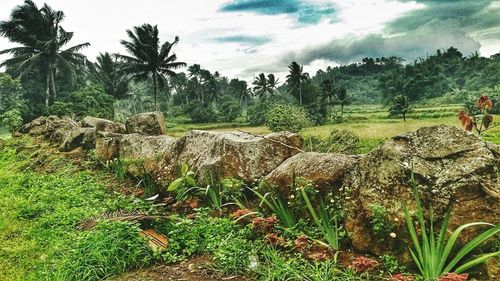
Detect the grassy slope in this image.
<box><xmin>0</xmin><ymin>138</ymin><xmax>153</xmax><ymax>280</ymax></box>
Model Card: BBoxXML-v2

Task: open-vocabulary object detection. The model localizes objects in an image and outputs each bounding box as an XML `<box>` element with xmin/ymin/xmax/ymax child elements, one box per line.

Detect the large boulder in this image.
<box><xmin>264</xmin><ymin>152</ymin><xmax>358</xmax><ymax>192</ymax></box>
<box><xmin>19</xmin><ymin>116</ymin><xmax>78</xmax><ymax>145</ymax></box>
<box><xmin>59</xmin><ymin>127</ymin><xmax>96</xmax><ymax>152</ymax></box>
<box><xmin>95</xmin><ymin>132</ymin><xmax>123</xmax><ymax>162</ymax></box>
<box><xmin>81</xmin><ymin>116</ymin><xmax>125</xmax><ymax>134</ymax></box>
<box><xmin>118</xmin><ymin>134</ymin><xmax>177</xmax><ymax>178</ymax></box>
<box><xmin>125</xmin><ymin>112</ymin><xmax>166</xmax><ymax>135</ymax></box>
<box><xmin>175</xmin><ymin>130</ymin><xmax>303</xmax><ymax>183</ymax></box>
<box><xmin>342</xmin><ymin>125</ymin><xmax>499</xmax><ymax>258</ymax></box>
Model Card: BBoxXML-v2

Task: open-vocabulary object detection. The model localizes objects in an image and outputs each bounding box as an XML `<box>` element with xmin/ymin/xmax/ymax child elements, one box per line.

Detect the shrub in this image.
<box><xmin>218</xmin><ymin>97</ymin><xmax>242</xmax><ymax>122</ymax></box>
<box><xmin>184</xmin><ymin>100</ymin><xmax>218</xmax><ymax>123</ymax></box>
<box><xmin>247</xmin><ymin>101</ymin><xmax>270</xmax><ymax>126</ymax></box>
<box><xmin>304</xmin><ymin>128</ymin><xmax>360</xmax><ymax>153</ymax></box>
<box><xmin>265</xmin><ymin>104</ymin><xmax>312</xmax><ymax>133</ymax></box>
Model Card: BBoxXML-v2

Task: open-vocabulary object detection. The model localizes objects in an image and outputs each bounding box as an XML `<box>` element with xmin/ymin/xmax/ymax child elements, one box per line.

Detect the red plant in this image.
<box><xmin>293</xmin><ymin>234</ymin><xmax>310</xmax><ymax>253</ymax></box>
<box><xmin>438</xmin><ymin>273</ymin><xmax>468</xmax><ymax>281</ymax></box>
<box><xmin>251</xmin><ymin>216</ymin><xmax>278</xmax><ymax>233</ymax></box>
<box><xmin>307</xmin><ymin>250</ymin><xmax>329</xmax><ymax>261</ymax></box>
<box><xmin>391</xmin><ymin>273</ymin><xmax>414</xmax><ymax>281</ymax></box>
<box><xmin>264</xmin><ymin>233</ymin><xmax>286</xmax><ymax>247</ymax></box>
<box><xmin>459</xmin><ymin>95</ymin><xmax>494</xmax><ymax>135</ymax></box>
<box><xmin>230</xmin><ymin>209</ymin><xmax>252</xmax><ymax>219</ymax></box>
<box><xmin>350</xmin><ymin>256</ymin><xmax>379</xmax><ymax>273</ymax></box>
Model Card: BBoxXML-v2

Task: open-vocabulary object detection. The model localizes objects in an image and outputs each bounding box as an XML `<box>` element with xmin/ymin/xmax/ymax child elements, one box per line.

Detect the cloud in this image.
<box><xmin>211</xmin><ymin>35</ymin><xmax>272</xmax><ymax>46</ymax></box>
<box><xmin>387</xmin><ymin>0</ymin><xmax>500</xmax><ymax>40</ymax></box>
<box><xmin>277</xmin><ymin>19</ymin><xmax>481</xmax><ymax>66</ymax></box>
<box><xmin>219</xmin><ymin>0</ymin><xmax>335</xmax><ymax>24</ymax></box>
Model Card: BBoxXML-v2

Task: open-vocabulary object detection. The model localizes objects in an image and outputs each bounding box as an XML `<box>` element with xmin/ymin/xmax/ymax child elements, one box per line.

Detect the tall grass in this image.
<box><xmin>251</xmin><ymin>188</ymin><xmax>296</xmax><ymax>228</ymax></box>
<box><xmin>404</xmin><ymin>173</ymin><xmax>500</xmax><ymax>280</ymax></box>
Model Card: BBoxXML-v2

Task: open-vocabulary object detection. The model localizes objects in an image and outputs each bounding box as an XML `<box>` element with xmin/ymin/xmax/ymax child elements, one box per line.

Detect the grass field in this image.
<box><xmin>166</xmin><ymin>104</ymin><xmax>500</xmax><ymax>145</ymax></box>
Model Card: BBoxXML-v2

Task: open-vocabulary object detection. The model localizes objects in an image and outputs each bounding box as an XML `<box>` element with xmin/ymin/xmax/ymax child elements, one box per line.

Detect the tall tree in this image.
<box><xmin>335</xmin><ymin>86</ymin><xmax>352</xmax><ymax>117</ymax></box>
<box><xmin>389</xmin><ymin>95</ymin><xmax>410</xmax><ymax>121</ymax></box>
<box><xmin>0</xmin><ymin>0</ymin><xmax>90</xmax><ymax>106</ymax></box>
<box><xmin>252</xmin><ymin>73</ymin><xmax>279</xmax><ymax>100</ymax></box>
<box><xmin>115</xmin><ymin>24</ymin><xmax>186</xmax><ymax>110</ymax></box>
<box><xmin>320</xmin><ymin>78</ymin><xmax>338</xmax><ymax>120</ymax></box>
<box><xmin>286</xmin><ymin>61</ymin><xmax>309</xmax><ymax>105</ymax></box>
<box><xmin>91</xmin><ymin>52</ymin><xmax>129</xmax><ymax>99</ymax></box>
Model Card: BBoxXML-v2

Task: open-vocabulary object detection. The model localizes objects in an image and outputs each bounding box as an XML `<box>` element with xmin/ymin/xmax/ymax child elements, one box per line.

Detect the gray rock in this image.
<box><xmin>342</xmin><ymin>125</ymin><xmax>499</xmax><ymax>259</ymax></box>
<box><xmin>59</xmin><ymin>127</ymin><xmax>96</xmax><ymax>152</ymax></box>
<box><xmin>81</xmin><ymin>116</ymin><xmax>125</xmax><ymax>134</ymax></box>
<box><xmin>264</xmin><ymin>152</ymin><xmax>358</xmax><ymax>192</ymax></box>
<box><xmin>175</xmin><ymin>130</ymin><xmax>303</xmax><ymax>184</ymax></box>
<box><xmin>125</xmin><ymin>112</ymin><xmax>166</xmax><ymax>135</ymax></box>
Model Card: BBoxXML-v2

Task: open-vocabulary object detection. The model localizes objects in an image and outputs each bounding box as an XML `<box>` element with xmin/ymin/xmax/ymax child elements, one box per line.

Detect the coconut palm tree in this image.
<box><xmin>320</xmin><ymin>78</ymin><xmax>338</xmax><ymax>121</ymax></box>
<box><xmin>0</xmin><ymin>0</ymin><xmax>90</xmax><ymax>106</ymax></box>
<box><xmin>335</xmin><ymin>86</ymin><xmax>352</xmax><ymax>117</ymax></box>
<box><xmin>286</xmin><ymin>61</ymin><xmax>309</xmax><ymax>105</ymax></box>
<box><xmin>253</xmin><ymin>73</ymin><xmax>279</xmax><ymax>100</ymax></box>
<box><xmin>115</xmin><ymin>24</ymin><xmax>186</xmax><ymax>110</ymax></box>
<box><xmin>91</xmin><ymin>52</ymin><xmax>129</xmax><ymax>99</ymax></box>
<box><xmin>389</xmin><ymin>95</ymin><xmax>410</xmax><ymax>121</ymax></box>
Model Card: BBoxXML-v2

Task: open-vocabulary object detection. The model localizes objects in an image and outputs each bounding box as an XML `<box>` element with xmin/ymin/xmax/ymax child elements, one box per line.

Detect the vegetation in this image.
<box><xmin>404</xmin><ymin>173</ymin><xmax>500</xmax><ymax>280</ymax></box>
<box><xmin>265</xmin><ymin>104</ymin><xmax>312</xmax><ymax>133</ymax></box>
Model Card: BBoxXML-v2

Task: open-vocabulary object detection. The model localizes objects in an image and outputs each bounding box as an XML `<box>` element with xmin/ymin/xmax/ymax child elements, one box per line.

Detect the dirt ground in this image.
<box><xmin>111</xmin><ymin>256</ymin><xmax>253</xmax><ymax>281</ymax></box>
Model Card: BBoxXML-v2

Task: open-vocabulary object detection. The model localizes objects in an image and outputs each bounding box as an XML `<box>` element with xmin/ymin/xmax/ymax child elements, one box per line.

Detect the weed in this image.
<box><xmin>369</xmin><ymin>203</ymin><xmax>396</xmax><ymax>241</ymax></box>
<box><xmin>167</xmin><ymin>162</ymin><xmax>198</xmax><ymax>201</ymax></box>
<box><xmin>251</xmin><ymin>188</ymin><xmax>297</xmax><ymax>228</ymax></box>
<box><xmin>380</xmin><ymin>254</ymin><xmax>406</xmax><ymax>274</ymax></box>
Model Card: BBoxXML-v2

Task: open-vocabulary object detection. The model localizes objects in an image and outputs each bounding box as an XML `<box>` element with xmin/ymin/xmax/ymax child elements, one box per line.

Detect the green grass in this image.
<box><xmin>167</xmin><ymin>103</ymin><xmax>500</xmax><ymax>145</ymax></box>
<box><xmin>0</xmin><ymin>126</ymin><xmax>9</xmax><ymax>139</ymax></box>
<box><xmin>0</xmin><ymin>138</ymin><xmax>154</xmax><ymax>280</ymax></box>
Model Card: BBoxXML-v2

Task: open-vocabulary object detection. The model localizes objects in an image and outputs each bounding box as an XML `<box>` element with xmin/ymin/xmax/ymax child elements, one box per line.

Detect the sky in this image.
<box><xmin>0</xmin><ymin>0</ymin><xmax>499</xmax><ymax>82</ymax></box>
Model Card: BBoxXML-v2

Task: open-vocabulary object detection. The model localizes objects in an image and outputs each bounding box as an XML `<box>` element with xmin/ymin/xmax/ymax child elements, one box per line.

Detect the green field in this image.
<box><xmin>166</xmin><ymin>104</ymin><xmax>500</xmax><ymax>145</ymax></box>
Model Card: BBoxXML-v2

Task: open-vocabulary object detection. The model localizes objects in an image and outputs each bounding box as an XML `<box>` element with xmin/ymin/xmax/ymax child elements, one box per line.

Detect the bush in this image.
<box><xmin>218</xmin><ymin>97</ymin><xmax>242</xmax><ymax>122</ymax></box>
<box><xmin>265</xmin><ymin>104</ymin><xmax>311</xmax><ymax>133</ymax></box>
<box><xmin>184</xmin><ymin>100</ymin><xmax>218</xmax><ymax>123</ymax></box>
<box><xmin>0</xmin><ymin>73</ymin><xmax>26</xmax><ymax>131</ymax></box>
<box><xmin>247</xmin><ymin>101</ymin><xmax>270</xmax><ymax>126</ymax></box>
<box><xmin>303</xmin><ymin>128</ymin><xmax>360</xmax><ymax>153</ymax></box>
<box><xmin>46</xmin><ymin>84</ymin><xmax>115</xmax><ymax>119</ymax></box>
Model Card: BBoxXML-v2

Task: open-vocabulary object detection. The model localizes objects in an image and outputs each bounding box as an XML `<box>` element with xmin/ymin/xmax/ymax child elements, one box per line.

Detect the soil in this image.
<box><xmin>111</xmin><ymin>255</ymin><xmax>253</xmax><ymax>281</ymax></box>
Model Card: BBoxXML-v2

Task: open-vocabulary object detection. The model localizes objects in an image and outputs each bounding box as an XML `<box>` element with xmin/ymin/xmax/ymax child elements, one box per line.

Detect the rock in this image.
<box><xmin>95</xmin><ymin>132</ymin><xmax>123</xmax><ymax>162</ymax></box>
<box><xmin>264</xmin><ymin>152</ymin><xmax>358</xmax><ymax>192</ymax></box>
<box><xmin>125</xmin><ymin>112</ymin><xmax>166</xmax><ymax>135</ymax></box>
<box><xmin>118</xmin><ymin>134</ymin><xmax>178</xmax><ymax>178</ymax></box>
<box><xmin>19</xmin><ymin>116</ymin><xmax>78</xmax><ymax>145</ymax></box>
<box><xmin>342</xmin><ymin>125</ymin><xmax>499</xmax><ymax>259</ymax></box>
<box><xmin>175</xmin><ymin>130</ymin><xmax>302</xmax><ymax>184</ymax></box>
<box><xmin>59</xmin><ymin>127</ymin><xmax>96</xmax><ymax>152</ymax></box>
<box><xmin>81</xmin><ymin>116</ymin><xmax>126</xmax><ymax>134</ymax></box>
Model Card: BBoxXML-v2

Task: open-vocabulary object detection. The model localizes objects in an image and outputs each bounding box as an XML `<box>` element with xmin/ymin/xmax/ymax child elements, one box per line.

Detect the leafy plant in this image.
<box><xmin>369</xmin><ymin>203</ymin><xmax>395</xmax><ymax>241</ymax></box>
<box><xmin>167</xmin><ymin>163</ymin><xmax>197</xmax><ymax>201</ymax></box>
<box><xmin>251</xmin><ymin>188</ymin><xmax>297</xmax><ymax>228</ymax></box>
<box><xmin>380</xmin><ymin>254</ymin><xmax>406</xmax><ymax>274</ymax></box>
<box><xmin>459</xmin><ymin>95</ymin><xmax>495</xmax><ymax>135</ymax></box>
<box><xmin>104</xmin><ymin>158</ymin><xmax>126</xmax><ymax>180</ymax></box>
<box><xmin>404</xmin><ymin>173</ymin><xmax>500</xmax><ymax>280</ymax></box>
<box><xmin>301</xmin><ymin>189</ymin><xmax>342</xmax><ymax>251</ymax></box>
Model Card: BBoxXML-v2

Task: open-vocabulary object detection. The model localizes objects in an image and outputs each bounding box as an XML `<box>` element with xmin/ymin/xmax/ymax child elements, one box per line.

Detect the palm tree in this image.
<box><xmin>320</xmin><ymin>78</ymin><xmax>338</xmax><ymax>121</ymax></box>
<box><xmin>286</xmin><ymin>61</ymin><xmax>309</xmax><ymax>105</ymax></box>
<box><xmin>253</xmin><ymin>73</ymin><xmax>279</xmax><ymax>100</ymax></box>
<box><xmin>389</xmin><ymin>95</ymin><xmax>410</xmax><ymax>121</ymax></box>
<box><xmin>115</xmin><ymin>24</ymin><xmax>186</xmax><ymax>110</ymax></box>
<box><xmin>91</xmin><ymin>52</ymin><xmax>129</xmax><ymax>99</ymax></box>
<box><xmin>335</xmin><ymin>86</ymin><xmax>352</xmax><ymax>117</ymax></box>
<box><xmin>0</xmin><ymin>0</ymin><xmax>90</xmax><ymax>106</ymax></box>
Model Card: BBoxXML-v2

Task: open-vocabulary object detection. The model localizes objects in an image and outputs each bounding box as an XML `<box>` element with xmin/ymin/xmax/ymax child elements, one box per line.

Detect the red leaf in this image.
<box><xmin>438</xmin><ymin>273</ymin><xmax>468</xmax><ymax>281</ymax></box>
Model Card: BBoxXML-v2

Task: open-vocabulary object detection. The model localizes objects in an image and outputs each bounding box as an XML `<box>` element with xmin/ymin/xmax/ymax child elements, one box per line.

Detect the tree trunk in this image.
<box><xmin>50</xmin><ymin>69</ymin><xmax>57</xmax><ymax>105</ymax></box>
<box><xmin>299</xmin><ymin>81</ymin><xmax>303</xmax><ymax>105</ymax></box>
<box><xmin>403</xmin><ymin>113</ymin><xmax>406</xmax><ymax>122</ymax></box>
<box><xmin>45</xmin><ymin>71</ymin><xmax>50</xmax><ymax>107</ymax></box>
<box><xmin>152</xmin><ymin>72</ymin><xmax>158</xmax><ymax>111</ymax></box>
<box><xmin>341</xmin><ymin>104</ymin><xmax>344</xmax><ymax>117</ymax></box>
